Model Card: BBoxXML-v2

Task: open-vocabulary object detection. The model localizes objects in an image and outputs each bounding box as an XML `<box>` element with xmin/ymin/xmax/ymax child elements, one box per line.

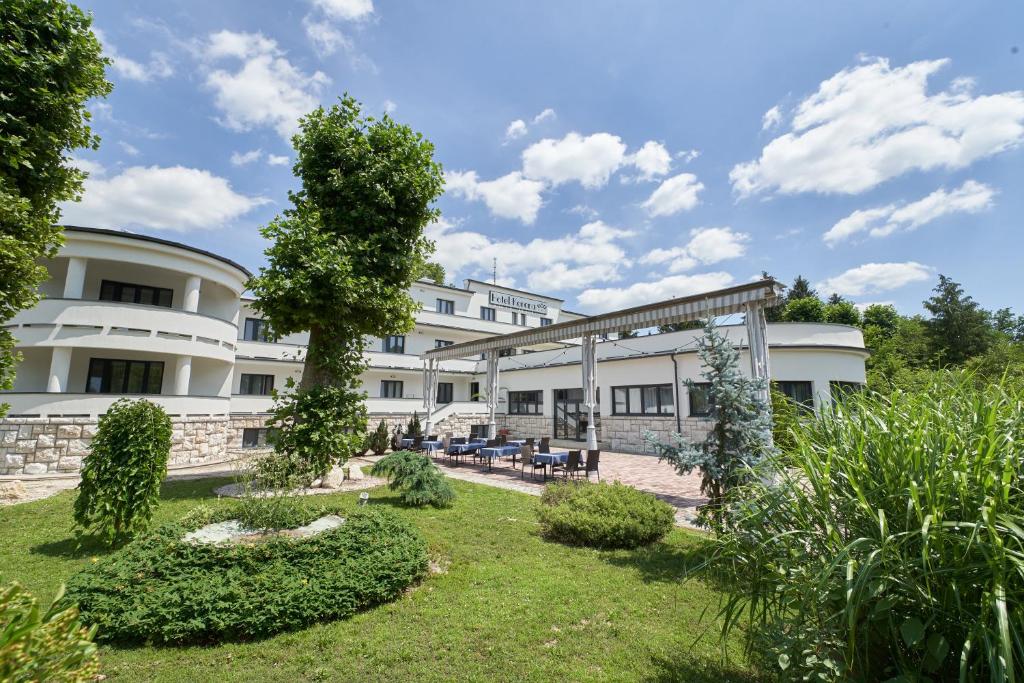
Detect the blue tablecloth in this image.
<box><xmin>478</xmin><ymin>444</ymin><xmax>521</xmax><ymax>460</ymax></box>
<box><xmin>447</xmin><ymin>443</ymin><xmax>480</xmax><ymax>455</ymax></box>
<box><xmin>400</xmin><ymin>438</ymin><xmax>443</xmax><ymax>452</ymax></box>
<box><xmin>533</xmin><ymin>452</ymin><xmax>569</xmax><ymax>466</ymax></box>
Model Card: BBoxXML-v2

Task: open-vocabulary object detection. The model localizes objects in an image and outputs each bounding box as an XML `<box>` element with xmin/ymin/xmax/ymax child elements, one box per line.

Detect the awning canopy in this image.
<box><xmin>421</xmin><ymin>279</ymin><xmax>784</xmax><ymax>361</ymax></box>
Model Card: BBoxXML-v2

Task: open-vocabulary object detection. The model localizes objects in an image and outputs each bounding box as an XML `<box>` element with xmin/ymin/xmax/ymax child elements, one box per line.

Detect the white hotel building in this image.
<box><xmin>0</xmin><ymin>227</ymin><xmax>868</xmax><ymax>476</ymax></box>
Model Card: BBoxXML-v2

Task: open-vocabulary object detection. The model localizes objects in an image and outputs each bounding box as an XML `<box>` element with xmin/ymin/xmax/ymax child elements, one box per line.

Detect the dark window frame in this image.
<box><xmin>539</xmin><ymin>317</ymin><xmax>552</xmax><ymax>326</ymax></box>
<box><xmin>239</xmin><ymin>373</ymin><xmax>275</xmax><ymax>395</ymax></box>
<box><xmin>508</xmin><ymin>389</ymin><xmax>543</xmax><ymax>415</ymax></box>
<box><xmin>480</xmin><ymin>306</ymin><xmax>496</xmax><ymax>321</ymax></box>
<box><xmin>830</xmin><ymin>381</ymin><xmax>864</xmax><ymax>401</ymax></box>
<box><xmin>434</xmin><ymin>339</ymin><xmax>454</xmax><ymax>348</ymax></box>
<box><xmin>612</xmin><ymin>383</ymin><xmax>675</xmax><ymax>416</ymax></box>
<box><xmin>382</xmin><ymin>335</ymin><xmax>406</xmax><ymax>354</ymax></box>
<box><xmin>242</xmin><ymin>427</ymin><xmax>278</xmax><ymax>448</ymax></box>
<box><xmin>775</xmin><ymin>380</ymin><xmax>815</xmax><ymax>411</ymax></box>
<box><xmin>243</xmin><ymin>317</ymin><xmax>270</xmax><ymax>342</ymax></box>
<box><xmin>436</xmin><ymin>382</ymin><xmax>454</xmax><ymax>404</ymax></box>
<box><xmin>469</xmin><ymin>381</ymin><xmax>480</xmax><ymax>402</ymax></box>
<box><xmin>99</xmin><ymin>279</ymin><xmax>173</xmax><ymax>308</ymax></box>
<box><xmin>436</xmin><ymin>298</ymin><xmax>455</xmax><ymax>314</ymax></box>
<box><xmin>688</xmin><ymin>382</ymin><xmax>712</xmax><ymax>417</ymax></box>
<box><xmin>86</xmin><ymin>358</ymin><xmax>165</xmax><ymax>395</ymax></box>
<box><xmin>381</xmin><ymin>380</ymin><xmax>404</xmax><ymax>398</ymax></box>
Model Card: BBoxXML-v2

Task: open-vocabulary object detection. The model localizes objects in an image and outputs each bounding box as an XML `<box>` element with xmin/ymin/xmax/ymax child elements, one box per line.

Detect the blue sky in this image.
<box><xmin>63</xmin><ymin>1</ymin><xmax>1024</xmax><ymax>315</ymax></box>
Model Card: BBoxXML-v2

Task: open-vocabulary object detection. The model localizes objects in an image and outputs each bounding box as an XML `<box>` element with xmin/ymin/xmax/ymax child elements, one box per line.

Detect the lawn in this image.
<box><xmin>0</xmin><ymin>477</ymin><xmax>759</xmax><ymax>682</ymax></box>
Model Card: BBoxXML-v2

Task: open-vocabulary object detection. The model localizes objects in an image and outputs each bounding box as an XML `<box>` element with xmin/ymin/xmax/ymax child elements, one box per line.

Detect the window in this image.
<box><xmin>469</xmin><ymin>381</ymin><xmax>480</xmax><ymax>401</ymax></box>
<box><xmin>243</xmin><ymin>318</ymin><xmax>270</xmax><ymax>342</ymax></box>
<box><xmin>242</xmin><ymin>427</ymin><xmax>275</xmax><ymax>448</ymax></box>
<box><xmin>434</xmin><ymin>339</ymin><xmax>454</xmax><ymax>348</ymax></box>
<box><xmin>239</xmin><ymin>373</ymin><xmax>274</xmax><ymax>395</ymax></box>
<box><xmin>509</xmin><ymin>390</ymin><xmax>543</xmax><ymax>414</ymax></box>
<box><xmin>382</xmin><ymin>335</ymin><xmax>405</xmax><ymax>354</ymax></box>
<box><xmin>612</xmin><ymin>383</ymin><xmax>674</xmax><ymax>415</ymax></box>
<box><xmin>830</xmin><ymin>381</ymin><xmax>864</xmax><ymax>400</ymax></box>
<box><xmin>480</xmin><ymin>306</ymin><xmax>496</xmax><ymax>321</ymax></box>
<box><xmin>540</xmin><ymin>317</ymin><xmax>552</xmax><ymax>326</ymax></box>
<box><xmin>381</xmin><ymin>380</ymin><xmax>403</xmax><ymax>398</ymax></box>
<box><xmin>436</xmin><ymin>382</ymin><xmax>454</xmax><ymax>404</ymax></box>
<box><xmin>688</xmin><ymin>382</ymin><xmax>711</xmax><ymax>417</ymax></box>
<box><xmin>86</xmin><ymin>358</ymin><xmax>164</xmax><ymax>394</ymax></box>
<box><xmin>512</xmin><ymin>312</ymin><xmax>527</xmax><ymax>325</ymax></box>
<box><xmin>436</xmin><ymin>298</ymin><xmax>454</xmax><ymax>314</ymax></box>
<box><xmin>498</xmin><ymin>348</ymin><xmax>515</xmax><ymax>357</ymax></box>
<box><xmin>99</xmin><ymin>280</ymin><xmax>172</xmax><ymax>308</ymax></box>
<box><xmin>775</xmin><ymin>381</ymin><xmax>814</xmax><ymax>410</ymax></box>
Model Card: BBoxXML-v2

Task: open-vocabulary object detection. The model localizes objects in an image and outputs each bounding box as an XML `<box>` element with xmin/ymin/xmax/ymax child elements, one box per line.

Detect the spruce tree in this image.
<box><xmin>647</xmin><ymin>320</ymin><xmax>774</xmax><ymax>528</ymax></box>
<box><xmin>923</xmin><ymin>275</ymin><xmax>993</xmax><ymax>365</ymax></box>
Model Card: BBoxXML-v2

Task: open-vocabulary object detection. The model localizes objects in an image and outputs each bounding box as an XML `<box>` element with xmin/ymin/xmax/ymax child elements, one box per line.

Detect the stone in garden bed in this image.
<box><xmin>182</xmin><ymin>514</ymin><xmax>346</xmax><ymax>545</ymax></box>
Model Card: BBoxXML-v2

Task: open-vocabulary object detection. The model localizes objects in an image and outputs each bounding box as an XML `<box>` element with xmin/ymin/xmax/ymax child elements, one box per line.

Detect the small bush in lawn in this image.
<box><xmin>62</xmin><ymin>506</ymin><xmax>428</xmax><ymax>644</ymax></box>
<box><xmin>370</xmin><ymin>450</ymin><xmax>455</xmax><ymax>507</ymax></box>
<box><xmin>537</xmin><ymin>482</ymin><xmax>675</xmax><ymax>549</ymax></box>
<box><xmin>369</xmin><ymin>419</ymin><xmax>391</xmax><ymax>455</ymax></box>
<box><xmin>0</xmin><ymin>581</ymin><xmax>99</xmax><ymax>682</ymax></box>
<box><xmin>74</xmin><ymin>398</ymin><xmax>172</xmax><ymax>546</ymax></box>
<box><xmin>707</xmin><ymin>372</ymin><xmax>1024</xmax><ymax>682</ymax></box>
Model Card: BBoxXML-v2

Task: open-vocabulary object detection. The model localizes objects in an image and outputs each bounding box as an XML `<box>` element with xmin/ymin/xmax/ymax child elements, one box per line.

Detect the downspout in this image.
<box><xmin>671</xmin><ymin>351</ymin><xmax>682</xmax><ymax>434</ymax></box>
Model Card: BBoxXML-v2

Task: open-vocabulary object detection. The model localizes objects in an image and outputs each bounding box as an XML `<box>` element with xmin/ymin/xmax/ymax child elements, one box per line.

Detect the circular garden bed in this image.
<box><xmin>63</xmin><ymin>506</ymin><xmax>428</xmax><ymax>644</ymax></box>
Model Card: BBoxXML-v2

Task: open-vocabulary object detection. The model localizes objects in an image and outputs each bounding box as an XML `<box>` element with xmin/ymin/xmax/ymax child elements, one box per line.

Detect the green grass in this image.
<box><xmin>0</xmin><ymin>477</ymin><xmax>758</xmax><ymax>682</ymax></box>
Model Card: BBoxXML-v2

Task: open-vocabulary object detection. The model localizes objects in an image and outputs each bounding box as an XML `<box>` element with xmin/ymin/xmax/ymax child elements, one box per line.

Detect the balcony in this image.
<box><xmin>8</xmin><ymin>298</ymin><xmax>237</xmax><ymax>362</ymax></box>
<box><xmin>1</xmin><ymin>392</ymin><xmax>231</xmax><ymax>418</ymax></box>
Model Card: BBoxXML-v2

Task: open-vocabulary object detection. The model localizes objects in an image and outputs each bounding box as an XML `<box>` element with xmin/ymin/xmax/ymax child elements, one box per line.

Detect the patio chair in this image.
<box><xmin>428</xmin><ymin>434</ymin><xmax>438</xmax><ymax>441</ymax></box>
<box><xmin>538</xmin><ymin>441</ymin><xmax>551</xmax><ymax>454</ymax></box>
<box><xmin>497</xmin><ymin>434</ymin><xmax>507</xmax><ymax>446</ymax></box>
<box><xmin>585</xmin><ymin>450</ymin><xmax>601</xmax><ymax>481</ymax></box>
<box><xmin>520</xmin><ymin>445</ymin><xmax>545</xmax><ymax>480</ymax></box>
<box><xmin>525</xmin><ymin>437</ymin><xmax>535</xmax><ymax>447</ymax></box>
<box><xmin>447</xmin><ymin>437</ymin><xmax>466</xmax><ymax>463</ymax></box>
<box><xmin>412</xmin><ymin>435</ymin><xmax>424</xmax><ymax>451</ymax></box>
<box><xmin>539</xmin><ymin>436</ymin><xmax>550</xmax><ymax>450</ymax></box>
<box><xmin>559</xmin><ymin>450</ymin><xmax>582</xmax><ymax>479</ymax></box>
<box><xmin>477</xmin><ymin>438</ymin><xmax>499</xmax><ymax>464</ymax></box>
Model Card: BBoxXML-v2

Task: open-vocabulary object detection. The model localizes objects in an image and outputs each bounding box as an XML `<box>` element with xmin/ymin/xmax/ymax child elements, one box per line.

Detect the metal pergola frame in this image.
<box><xmin>420</xmin><ymin>278</ymin><xmax>784</xmax><ymax>447</ymax></box>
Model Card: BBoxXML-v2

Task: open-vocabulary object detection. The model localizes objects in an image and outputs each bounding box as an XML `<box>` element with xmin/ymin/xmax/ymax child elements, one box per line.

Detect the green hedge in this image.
<box><xmin>537</xmin><ymin>482</ymin><xmax>675</xmax><ymax>549</ymax></box>
<box><xmin>62</xmin><ymin>506</ymin><xmax>428</xmax><ymax>645</ymax></box>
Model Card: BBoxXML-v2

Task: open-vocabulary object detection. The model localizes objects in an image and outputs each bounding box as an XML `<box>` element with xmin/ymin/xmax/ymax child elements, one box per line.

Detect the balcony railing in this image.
<box><xmin>0</xmin><ymin>392</ymin><xmax>231</xmax><ymax>418</ymax></box>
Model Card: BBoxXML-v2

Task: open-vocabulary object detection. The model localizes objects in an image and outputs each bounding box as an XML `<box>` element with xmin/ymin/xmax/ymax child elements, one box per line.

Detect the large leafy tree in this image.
<box><xmin>923</xmin><ymin>274</ymin><xmax>993</xmax><ymax>366</ymax></box>
<box><xmin>248</xmin><ymin>96</ymin><xmax>444</xmax><ymax>478</ymax></box>
<box><xmin>0</xmin><ymin>0</ymin><xmax>110</xmax><ymax>412</ymax></box>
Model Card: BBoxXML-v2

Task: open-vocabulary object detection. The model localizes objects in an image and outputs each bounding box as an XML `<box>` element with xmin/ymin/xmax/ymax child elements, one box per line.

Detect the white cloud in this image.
<box><xmin>68</xmin><ymin>156</ymin><xmax>106</xmax><ymax>177</ymax></box>
<box><xmin>202</xmin><ymin>31</ymin><xmax>329</xmax><ymax>140</ymax></box>
<box><xmin>302</xmin><ymin>17</ymin><xmax>353</xmax><ymax>57</ymax></box>
<box><xmin>94</xmin><ymin>29</ymin><xmax>173</xmax><ymax>83</ymax></box>
<box><xmin>817</xmin><ymin>262</ymin><xmax>933</xmax><ymax>297</ymax></box>
<box><xmin>625</xmin><ymin>141</ymin><xmax>672</xmax><ymax>182</ymax></box>
<box><xmin>426</xmin><ymin>219</ymin><xmax>634</xmax><ymax>291</ymax></box>
<box><xmin>60</xmin><ymin>165</ymin><xmax>267</xmax><ymax>232</ymax></box>
<box><xmin>731</xmin><ymin>57</ymin><xmax>1024</xmax><ymax>197</ymax></box>
<box><xmin>522</xmin><ymin>132</ymin><xmax>628</xmax><ymax>188</ymax></box>
<box><xmin>641</xmin><ymin>227</ymin><xmax>748</xmax><ymax>273</ymax></box>
<box><xmin>504</xmin><ymin>119</ymin><xmax>528</xmax><ymax>142</ymax></box>
<box><xmin>230</xmin><ymin>149</ymin><xmax>263</xmax><ymax>166</ymax></box>
<box><xmin>761</xmin><ymin>105</ymin><xmax>783</xmax><ymax>130</ymax></box>
<box><xmin>312</xmin><ymin>0</ymin><xmax>374</xmax><ymax>21</ymax></box>
<box><xmin>823</xmin><ymin>180</ymin><xmax>995</xmax><ymax>245</ymax></box>
<box><xmin>445</xmin><ymin>171</ymin><xmax>545</xmax><ymax>224</ymax></box>
<box><xmin>854</xmin><ymin>300</ymin><xmax>895</xmax><ymax>312</ymax></box>
<box><xmin>641</xmin><ymin>173</ymin><xmax>704</xmax><ymax>217</ymax></box>
<box><xmin>532</xmin><ymin>108</ymin><xmax>556</xmax><ymax>124</ymax></box>
<box><xmin>266</xmin><ymin>154</ymin><xmax>290</xmax><ymax>166</ymax></box>
<box><xmin>576</xmin><ymin>272</ymin><xmax>736</xmax><ymax>312</ymax></box>
<box><xmin>676</xmin><ymin>149</ymin><xmax>701</xmax><ymax>163</ymax></box>
<box><xmin>118</xmin><ymin>141</ymin><xmax>140</xmax><ymax>156</ymax></box>
<box><xmin>567</xmin><ymin>204</ymin><xmax>599</xmax><ymax>219</ymax></box>
<box><xmin>383</xmin><ymin>99</ymin><xmax>397</xmax><ymax>113</ymax></box>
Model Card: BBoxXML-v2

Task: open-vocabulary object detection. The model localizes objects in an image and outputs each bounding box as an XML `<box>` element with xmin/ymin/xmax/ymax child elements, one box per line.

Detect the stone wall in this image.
<box><xmin>497</xmin><ymin>414</ymin><xmax>548</xmax><ymax>438</ymax></box>
<box><xmin>0</xmin><ymin>415</ymin><xmax>233</xmax><ymax>476</ymax></box>
<box><xmin>600</xmin><ymin>415</ymin><xmax>713</xmax><ymax>454</ymax></box>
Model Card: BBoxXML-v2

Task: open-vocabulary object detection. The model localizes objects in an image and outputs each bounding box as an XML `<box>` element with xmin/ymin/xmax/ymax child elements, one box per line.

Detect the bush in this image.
<box><xmin>406</xmin><ymin>412</ymin><xmax>422</xmax><ymax>436</ymax></box>
<box><xmin>707</xmin><ymin>374</ymin><xmax>1024</xmax><ymax>681</ymax></box>
<box><xmin>0</xmin><ymin>581</ymin><xmax>99</xmax><ymax>682</ymax></box>
<box><xmin>537</xmin><ymin>482</ymin><xmax>675</xmax><ymax>549</ymax></box>
<box><xmin>368</xmin><ymin>419</ymin><xmax>390</xmax><ymax>455</ymax></box>
<box><xmin>74</xmin><ymin>398</ymin><xmax>172</xmax><ymax>545</ymax></box>
<box><xmin>62</xmin><ymin>506</ymin><xmax>428</xmax><ymax>644</ymax></box>
<box><xmin>370</xmin><ymin>450</ymin><xmax>455</xmax><ymax>507</ymax></box>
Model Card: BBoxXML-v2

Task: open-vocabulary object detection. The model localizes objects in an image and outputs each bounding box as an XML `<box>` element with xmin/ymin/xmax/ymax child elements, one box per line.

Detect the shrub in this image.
<box><xmin>707</xmin><ymin>374</ymin><xmax>1024</xmax><ymax>681</ymax></box>
<box><xmin>537</xmin><ymin>482</ymin><xmax>675</xmax><ymax>549</ymax></box>
<box><xmin>0</xmin><ymin>581</ymin><xmax>99</xmax><ymax>682</ymax></box>
<box><xmin>62</xmin><ymin>506</ymin><xmax>428</xmax><ymax>644</ymax></box>
<box><xmin>369</xmin><ymin>419</ymin><xmax>390</xmax><ymax>455</ymax></box>
<box><xmin>74</xmin><ymin>398</ymin><xmax>172</xmax><ymax>545</ymax></box>
<box><xmin>370</xmin><ymin>450</ymin><xmax>455</xmax><ymax>507</ymax></box>
<box><xmin>406</xmin><ymin>412</ymin><xmax>422</xmax><ymax>436</ymax></box>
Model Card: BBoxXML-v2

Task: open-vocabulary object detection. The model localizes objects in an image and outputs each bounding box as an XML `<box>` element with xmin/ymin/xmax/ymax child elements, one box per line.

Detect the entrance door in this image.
<box><xmin>554</xmin><ymin>388</ymin><xmax>588</xmax><ymax>441</ymax></box>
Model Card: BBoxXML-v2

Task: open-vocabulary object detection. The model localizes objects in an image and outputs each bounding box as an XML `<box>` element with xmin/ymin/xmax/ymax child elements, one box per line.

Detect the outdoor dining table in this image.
<box><xmin>446</xmin><ymin>441</ymin><xmax>482</xmax><ymax>464</ymax></box>
<box><xmin>530</xmin><ymin>451</ymin><xmax>569</xmax><ymax>480</ymax></box>
<box><xmin>476</xmin><ymin>444</ymin><xmax>522</xmax><ymax>471</ymax></box>
<box><xmin>399</xmin><ymin>438</ymin><xmax>444</xmax><ymax>453</ymax></box>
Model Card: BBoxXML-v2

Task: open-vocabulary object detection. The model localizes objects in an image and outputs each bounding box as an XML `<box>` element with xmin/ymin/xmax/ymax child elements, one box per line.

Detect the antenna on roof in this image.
<box><xmin>492</xmin><ymin>257</ymin><xmax>497</xmax><ymax>285</ymax></box>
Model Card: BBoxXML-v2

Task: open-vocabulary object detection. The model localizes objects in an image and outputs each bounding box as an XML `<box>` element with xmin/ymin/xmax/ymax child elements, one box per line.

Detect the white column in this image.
<box><xmin>183</xmin><ymin>275</ymin><xmax>202</xmax><ymax>313</ymax></box>
<box><xmin>62</xmin><ymin>257</ymin><xmax>87</xmax><ymax>299</ymax></box>
<box><xmin>173</xmin><ymin>356</ymin><xmax>192</xmax><ymax>395</ymax></box>
<box><xmin>422</xmin><ymin>359</ymin><xmax>437</xmax><ymax>439</ymax></box>
<box><xmin>485</xmin><ymin>352</ymin><xmax>500</xmax><ymax>439</ymax></box>
<box><xmin>46</xmin><ymin>347</ymin><xmax>72</xmax><ymax>393</ymax></box>
<box><xmin>745</xmin><ymin>302</ymin><xmax>771</xmax><ymax>403</ymax></box>
<box><xmin>582</xmin><ymin>334</ymin><xmax>598</xmax><ymax>450</ymax></box>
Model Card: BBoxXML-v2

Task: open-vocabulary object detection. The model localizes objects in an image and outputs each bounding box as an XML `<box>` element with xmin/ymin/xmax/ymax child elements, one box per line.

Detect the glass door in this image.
<box><xmin>554</xmin><ymin>388</ymin><xmax>587</xmax><ymax>441</ymax></box>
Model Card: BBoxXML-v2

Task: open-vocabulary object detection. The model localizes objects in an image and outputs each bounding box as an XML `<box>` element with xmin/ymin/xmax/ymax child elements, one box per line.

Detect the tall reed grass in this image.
<box><xmin>709</xmin><ymin>372</ymin><xmax>1023</xmax><ymax>681</ymax></box>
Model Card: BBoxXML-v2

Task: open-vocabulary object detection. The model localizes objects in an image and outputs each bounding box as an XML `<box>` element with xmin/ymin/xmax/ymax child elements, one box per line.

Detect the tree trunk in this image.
<box><xmin>299</xmin><ymin>324</ymin><xmax>334</xmax><ymax>390</ymax></box>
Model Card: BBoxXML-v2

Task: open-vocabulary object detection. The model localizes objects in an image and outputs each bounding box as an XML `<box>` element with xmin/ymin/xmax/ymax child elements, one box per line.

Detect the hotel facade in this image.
<box><xmin>0</xmin><ymin>227</ymin><xmax>868</xmax><ymax>476</ymax></box>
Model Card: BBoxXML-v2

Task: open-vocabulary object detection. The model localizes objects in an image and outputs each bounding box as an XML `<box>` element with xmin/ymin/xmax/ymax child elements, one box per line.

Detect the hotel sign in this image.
<box><xmin>489</xmin><ymin>290</ymin><xmax>548</xmax><ymax>315</ymax></box>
